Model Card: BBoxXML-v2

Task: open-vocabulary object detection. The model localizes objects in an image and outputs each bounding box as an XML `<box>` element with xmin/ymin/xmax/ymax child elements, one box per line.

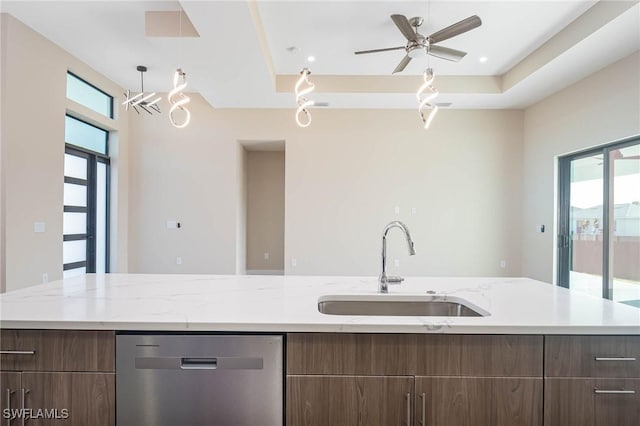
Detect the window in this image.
<box><xmin>66</xmin><ymin>72</ymin><xmax>113</xmax><ymax>118</ymax></box>
<box><xmin>557</xmin><ymin>137</ymin><xmax>640</xmax><ymax>307</ymax></box>
<box><xmin>63</xmin><ymin>116</ymin><xmax>110</xmax><ymax>277</ymax></box>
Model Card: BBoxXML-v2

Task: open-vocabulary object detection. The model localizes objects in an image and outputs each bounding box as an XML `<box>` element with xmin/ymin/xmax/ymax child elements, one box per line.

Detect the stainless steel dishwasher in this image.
<box><xmin>116</xmin><ymin>334</ymin><xmax>283</xmax><ymax>426</ymax></box>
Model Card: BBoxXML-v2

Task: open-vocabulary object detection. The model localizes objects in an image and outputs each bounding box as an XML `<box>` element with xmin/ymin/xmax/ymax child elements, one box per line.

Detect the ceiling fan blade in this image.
<box><xmin>428</xmin><ymin>15</ymin><xmax>482</xmax><ymax>44</ymax></box>
<box><xmin>428</xmin><ymin>45</ymin><xmax>467</xmax><ymax>62</ymax></box>
<box><xmin>392</xmin><ymin>55</ymin><xmax>412</xmax><ymax>74</ymax></box>
<box><xmin>391</xmin><ymin>14</ymin><xmax>417</xmax><ymax>41</ymax></box>
<box><xmin>354</xmin><ymin>46</ymin><xmax>406</xmax><ymax>55</ymax></box>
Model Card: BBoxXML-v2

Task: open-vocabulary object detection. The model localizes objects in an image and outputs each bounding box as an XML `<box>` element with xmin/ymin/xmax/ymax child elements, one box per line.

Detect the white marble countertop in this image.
<box><xmin>0</xmin><ymin>274</ymin><xmax>638</xmax><ymax>334</ymax></box>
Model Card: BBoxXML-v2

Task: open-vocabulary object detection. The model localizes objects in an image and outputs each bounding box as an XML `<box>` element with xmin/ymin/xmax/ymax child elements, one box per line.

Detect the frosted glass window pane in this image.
<box><xmin>63</xmin><ymin>267</ymin><xmax>86</xmax><ymax>279</ymax></box>
<box><xmin>63</xmin><ymin>240</ymin><xmax>86</xmax><ymax>264</ymax></box>
<box><xmin>96</xmin><ymin>162</ymin><xmax>107</xmax><ymax>273</ymax></box>
<box><xmin>64</xmin><ymin>183</ymin><xmax>86</xmax><ymax>207</ymax></box>
<box><xmin>66</xmin><ymin>73</ymin><xmax>113</xmax><ymax>118</ymax></box>
<box><xmin>65</xmin><ymin>115</ymin><xmax>107</xmax><ymax>155</ymax></box>
<box><xmin>64</xmin><ymin>154</ymin><xmax>87</xmax><ymax>179</ymax></box>
<box><xmin>63</xmin><ymin>212</ymin><xmax>86</xmax><ymax>235</ymax></box>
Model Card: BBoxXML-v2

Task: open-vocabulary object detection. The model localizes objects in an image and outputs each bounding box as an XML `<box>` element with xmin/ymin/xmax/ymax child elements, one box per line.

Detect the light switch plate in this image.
<box><xmin>167</xmin><ymin>220</ymin><xmax>178</xmax><ymax>229</ymax></box>
<box><xmin>34</xmin><ymin>222</ymin><xmax>46</xmax><ymax>233</ymax></box>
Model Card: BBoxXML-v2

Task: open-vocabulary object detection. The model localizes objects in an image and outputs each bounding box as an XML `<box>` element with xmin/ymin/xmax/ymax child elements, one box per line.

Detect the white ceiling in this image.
<box><xmin>2</xmin><ymin>0</ymin><xmax>639</xmax><ymax>109</ymax></box>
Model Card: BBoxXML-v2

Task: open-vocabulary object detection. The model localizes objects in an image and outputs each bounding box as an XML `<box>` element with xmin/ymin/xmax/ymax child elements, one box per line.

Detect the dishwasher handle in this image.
<box><xmin>136</xmin><ymin>356</ymin><xmax>264</xmax><ymax>370</ymax></box>
<box><xmin>181</xmin><ymin>358</ymin><xmax>218</xmax><ymax>370</ymax></box>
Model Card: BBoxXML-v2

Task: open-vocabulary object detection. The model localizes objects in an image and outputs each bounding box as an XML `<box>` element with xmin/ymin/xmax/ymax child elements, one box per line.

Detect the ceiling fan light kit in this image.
<box><xmin>353</xmin><ymin>12</ymin><xmax>481</xmax><ymax>129</ymax></box>
<box><xmin>355</xmin><ymin>14</ymin><xmax>481</xmax><ymax>74</ymax></box>
<box><xmin>295</xmin><ymin>67</ymin><xmax>315</xmax><ymax>128</ymax></box>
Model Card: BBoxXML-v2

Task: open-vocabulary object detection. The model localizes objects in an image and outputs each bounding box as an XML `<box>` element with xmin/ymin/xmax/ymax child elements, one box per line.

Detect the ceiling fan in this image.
<box><xmin>355</xmin><ymin>14</ymin><xmax>482</xmax><ymax>74</ymax></box>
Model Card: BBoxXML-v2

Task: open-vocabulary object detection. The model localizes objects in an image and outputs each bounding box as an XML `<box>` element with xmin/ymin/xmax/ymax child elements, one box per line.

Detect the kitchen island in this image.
<box><xmin>0</xmin><ymin>274</ymin><xmax>638</xmax><ymax>333</ymax></box>
<box><xmin>1</xmin><ymin>274</ymin><xmax>639</xmax><ymax>425</ymax></box>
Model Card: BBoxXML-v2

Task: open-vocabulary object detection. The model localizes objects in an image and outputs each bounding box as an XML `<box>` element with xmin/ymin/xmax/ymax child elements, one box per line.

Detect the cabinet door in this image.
<box><xmin>545</xmin><ymin>378</ymin><xmax>640</xmax><ymax>426</ymax></box>
<box><xmin>21</xmin><ymin>372</ymin><xmax>114</xmax><ymax>425</ymax></box>
<box><xmin>415</xmin><ymin>377</ymin><xmax>542</xmax><ymax>426</ymax></box>
<box><xmin>1</xmin><ymin>372</ymin><xmax>22</xmax><ymax>424</ymax></box>
<box><xmin>287</xmin><ymin>375</ymin><xmax>414</xmax><ymax>426</ymax></box>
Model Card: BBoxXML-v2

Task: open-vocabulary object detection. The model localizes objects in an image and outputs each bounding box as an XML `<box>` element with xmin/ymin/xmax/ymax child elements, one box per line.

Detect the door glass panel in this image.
<box><xmin>96</xmin><ymin>162</ymin><xmax>107</xmax><ymax>273</ymax></box>
<box><xmin>569</xmin><ymin>154</ymin><xmax>604</xmax><ymax>298</ymax></box>
<box><xmin>63</xmin><ymin>183</ymin><xmax>87</xmax><ymax>207</ymax></box>
<box><xmin>64</xmin><ymin>154</ymin><xmax>87</xmax><ymax>179</ymax></box>
<box><xmin>63</xmin><ymin>212</ymin><xmax>86</xmax><ymax>235</ymax></box>
<box><xmin>63</xmin><ymin>240</ymin><xmax>86</xmax><ymax>264</ymax></box>
<box><xmin>610</xmin><ymin>144</ymin><xmax>640</xmax><ymax>306</ymax></box>
<box><xmin>65</xmin><ymin>115</ymin><xmax>108</xmax><ymax>154</ymax></box>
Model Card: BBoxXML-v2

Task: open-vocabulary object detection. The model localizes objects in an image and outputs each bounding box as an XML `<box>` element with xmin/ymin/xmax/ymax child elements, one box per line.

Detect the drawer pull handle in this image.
<box><xmin>594</xmin><ymin>389</ymin><xmax>635</xmax><ymax>394</ymax></box>
<box><xmin>594</xmin><ymin>357</ymin><xmax>636</xmax><ymax>361</ymax></box>
<box><xmin>419</xmin><ymin>392</ymin><xmax>426</xmax><ymax>426</ymax></box>
<box><xmin>0</xmin><ymin>350</ymin><xmax>36</xmax><ymax>355</ymax></box>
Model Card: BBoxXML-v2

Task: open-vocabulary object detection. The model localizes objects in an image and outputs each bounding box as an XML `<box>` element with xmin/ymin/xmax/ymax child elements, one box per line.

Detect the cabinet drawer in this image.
<box><xmin>287</xmin><ymin>333</ymin><xmax>417</xmax><ymax>375</ymax></box>
<box><xmin>545</xmin><ymin>335</ymin><xmax>640</xmax><ymax>377</ymax></box>
<box><xmin>416</xmin><ymin>334</ymin><xmax>543</xmax><ymax>377</ymax></box>
<box><xmin>544</xmin><ymin>378</ymin><xmax>640</xmax><ymax>426</ymax></box>
<box><xmin>287</xmin><ymin>333</ymin><xmax>543</xmax><ymax>376</ymax></box>
<box><xmin>0</xmin><ymin>330</ymin><xmax>115</xmax><ymax>372</ymax></box>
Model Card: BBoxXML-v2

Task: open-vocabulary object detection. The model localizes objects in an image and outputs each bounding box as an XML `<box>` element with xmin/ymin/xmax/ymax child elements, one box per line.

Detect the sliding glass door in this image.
<box><xmin>558</xmin><ymin>137</ymin><xmax>640</xmax><ymax>307</ymax></box>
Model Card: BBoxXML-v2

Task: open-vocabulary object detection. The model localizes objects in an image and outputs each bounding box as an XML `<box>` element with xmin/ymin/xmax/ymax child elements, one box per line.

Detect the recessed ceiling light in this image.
<box><xmin>479</xmin><ymin>56</ymin><xmax>488</xmax><ymax>63</ymax></box>
<box><xmin>307</xmin><ymin>56</ymin><xmax>316</xmax><ymax>63</ymax></box>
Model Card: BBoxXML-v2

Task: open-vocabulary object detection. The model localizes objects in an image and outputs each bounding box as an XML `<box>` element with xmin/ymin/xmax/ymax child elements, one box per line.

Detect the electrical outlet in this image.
<box><xmin>393</xmin><ymin>259</ymin><xmax>400</xmax><ymax>267</ymax></box>
<box><xmin>411</xmin><ymin>207</ymin><xmax>417</xmax><ymax>215</ymax></box>
<box><xmin>176</xmin><ymin>257</ymin><xmax>182</xmax><ymax>265</ymax></box>
<box><xmin>264</xmin><ymin>252</ymin><xmax>270</xmax><ymax>260</ymax></box>
<box><xmin>34</xmin><ymin>222</ymin><xmax>46</xmax><ymax>233</ymax></box>
<box><xmin>394</xmin><ymin>206</ymin><xmax>400</xmax><ymax>215</ymax></box>
<box><xmin>42</xmin><ymin>273</ymin><xmax>48</xmax><ymax>283</ymax></box>
<box><xmin>291</xmin><ymin>258</ymin><xmax>297</xmax><ymax>267</ymax></box>
<box><xmin>500</xmin><ymin>260</ymin><xmax>506</xmax><ymax>268</ymax></box>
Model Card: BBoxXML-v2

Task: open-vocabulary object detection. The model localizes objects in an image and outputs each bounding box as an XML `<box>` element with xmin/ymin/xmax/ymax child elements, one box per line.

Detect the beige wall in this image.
<box><xmin>521</xmin><ymin>52</ymin><xmax>640</xmax><ymax>283</ymax></box>
<box><xmin>0</xmin><ymin>13</ymin><xmax>6</xmax><ymax>292</ymax></box>
<box><xmin>246</xmin><ymin>151</ymin><xmax>285</xmax><ymax>271</ymax></box>
<box><xmin>0</xmin><ymin>14</ymin><xmax>129</xmax><ymax>291</ymax></box>
<box><xmin>8</xmin><ymin>14</ymin><xmax>636</xmax><ymax>287</ymax></box>
<box><xmin>235</xmin><ymin>145</ymin><xmax>247</xmax><ymax>274</ymax></box>
<box><xmin>128</xmin><ymin>95</ymin><xmax>524</xmax><ymax>277</ymax></box>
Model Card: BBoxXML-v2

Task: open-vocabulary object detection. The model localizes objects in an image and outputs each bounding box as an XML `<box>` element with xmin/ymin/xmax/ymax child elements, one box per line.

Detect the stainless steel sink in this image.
<box><xmin>317</xmin><ymin>295</ymin><xmax>489</xmax><ymax>317</ymax></box>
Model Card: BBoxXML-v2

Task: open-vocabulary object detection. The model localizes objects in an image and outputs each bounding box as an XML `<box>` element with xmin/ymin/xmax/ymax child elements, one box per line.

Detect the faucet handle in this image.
<box><xmin>386</xmin><ymin>276</ymin><xmax>405</xmax><ymax>284</ymax></box>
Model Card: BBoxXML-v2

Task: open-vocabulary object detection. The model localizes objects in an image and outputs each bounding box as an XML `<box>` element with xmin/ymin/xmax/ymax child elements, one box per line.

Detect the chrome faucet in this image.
<box><xmin>378</xmin><ymin>221</ymin><xmax>416</xmax><ymax>293</ymax></box>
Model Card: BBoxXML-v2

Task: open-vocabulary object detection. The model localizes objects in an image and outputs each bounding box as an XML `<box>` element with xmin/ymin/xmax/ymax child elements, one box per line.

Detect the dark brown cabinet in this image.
<box><xmin>544</xmin><ymin>335</ymin><xmax>640</xmax><ymax>426</ymax></box>
<box><xmin>287</xmin><ymin>375</ymin><xmax>414</xmax><ymax>426</ymax></box>
<box><xmin>544</xmin><ymin>378</ymin><xmax>639</xmax><ymax>426</ymax></box>
<box><xmin>416</xmin><ymin>377</ymin><xmax>542</xmax><ymax>426</ymax></box>
<box><xmin>287</xmin><ymin>333</ymin><xmax>544</xmax><ymax>426</ymax></box>
<box><xmin>0</xmin><ymin>330</ymin><xmax>115</xmax><ymax>425</ymax></box>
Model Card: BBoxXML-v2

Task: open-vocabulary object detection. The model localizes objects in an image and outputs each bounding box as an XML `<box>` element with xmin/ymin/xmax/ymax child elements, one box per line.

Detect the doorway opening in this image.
<box><xmin>237</xmin><ymin>141</ymin><xmax>285</xmax><ymax>275</ymax></box>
